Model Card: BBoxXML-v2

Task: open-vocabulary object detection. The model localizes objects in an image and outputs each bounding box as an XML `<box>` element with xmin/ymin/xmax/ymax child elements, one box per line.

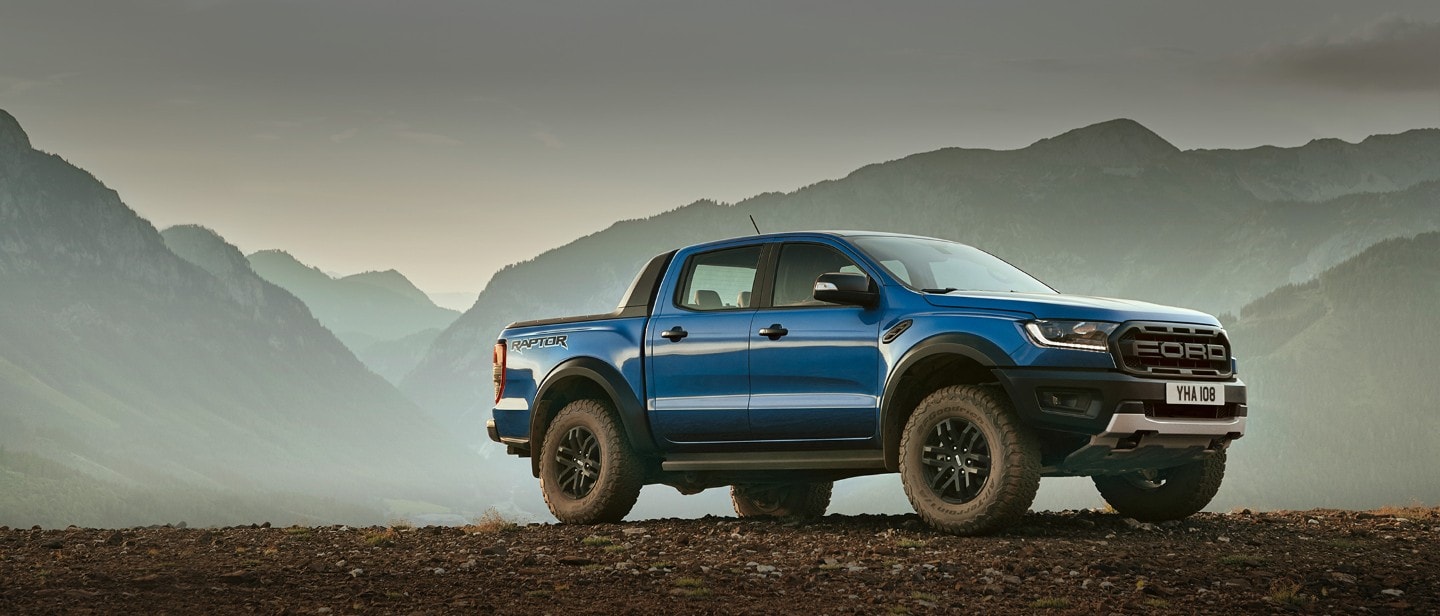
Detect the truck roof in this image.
<box><xmin>682</xmin><ymin>230</ymin><xmax>926</xmax><ymax>252</ymax></box>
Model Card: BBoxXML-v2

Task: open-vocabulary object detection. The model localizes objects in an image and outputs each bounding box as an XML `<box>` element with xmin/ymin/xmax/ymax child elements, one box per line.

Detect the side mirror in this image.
<box><xmin>814</xmin><ymin>272</ymin><xmax>878</xmax><ymax>308</ymax></box>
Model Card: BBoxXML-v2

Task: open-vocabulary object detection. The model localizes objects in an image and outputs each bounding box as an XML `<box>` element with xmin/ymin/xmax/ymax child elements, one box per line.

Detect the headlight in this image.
<box><xmin>1023</xmin><ymin>320</ymin><xmax>1117</xmax><ymax>353</ymax></box>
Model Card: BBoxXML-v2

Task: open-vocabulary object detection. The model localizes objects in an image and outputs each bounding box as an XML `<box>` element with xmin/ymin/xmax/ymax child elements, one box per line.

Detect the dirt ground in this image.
<box><xmin>1</xmin><ymin>507</ymin><xmax>1436</xmax><ymax>615</ymax></box>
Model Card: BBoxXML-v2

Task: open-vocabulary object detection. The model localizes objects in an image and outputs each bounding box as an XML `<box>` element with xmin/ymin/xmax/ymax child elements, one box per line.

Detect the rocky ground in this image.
<box><xmin>1</xmin><ymin>507</ymin><xmax>1436</xmax><ymax>615</ymax></box>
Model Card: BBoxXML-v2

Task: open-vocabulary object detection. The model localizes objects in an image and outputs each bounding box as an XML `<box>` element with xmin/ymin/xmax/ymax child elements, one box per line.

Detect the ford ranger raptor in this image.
<box><xmin>488</xmin><ymin>232</ymin><xmax>1246</xmax><ymax>535</ymax></box>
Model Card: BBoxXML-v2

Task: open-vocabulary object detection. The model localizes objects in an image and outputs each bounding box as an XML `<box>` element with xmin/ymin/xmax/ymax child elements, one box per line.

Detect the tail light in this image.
<box><xmin>493</xmin><ymin>341</ymin><xmax>507</xmax><ymax>403</ymax></box>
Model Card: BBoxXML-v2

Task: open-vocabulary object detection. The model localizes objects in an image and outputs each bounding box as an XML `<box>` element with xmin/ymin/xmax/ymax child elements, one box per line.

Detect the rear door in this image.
<box><xmin>645</xmin><ymin>244</ymin><xmax>763</xmax><ymax>444</ymax></box>
<box><xmin>747</xmin><ymin>241</ymin><xmax>882</xmax><ymax>441</ymax></box>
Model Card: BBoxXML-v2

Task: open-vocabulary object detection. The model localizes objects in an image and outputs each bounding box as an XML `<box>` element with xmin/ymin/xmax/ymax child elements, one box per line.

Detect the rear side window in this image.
<box><xmin>676</xmin><ymin>245</ymin><xmax>762</xmax><ymax>311</ymax></box>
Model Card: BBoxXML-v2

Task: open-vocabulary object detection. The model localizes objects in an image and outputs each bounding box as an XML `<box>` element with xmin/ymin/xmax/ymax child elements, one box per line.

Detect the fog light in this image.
<box><xmin>1038</xmin><ymin>389</ymin><xmax>1094</xmax><ymax>414</ymax></box>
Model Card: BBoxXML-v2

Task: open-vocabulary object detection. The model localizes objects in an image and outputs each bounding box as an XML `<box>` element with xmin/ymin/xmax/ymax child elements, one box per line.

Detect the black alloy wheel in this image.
<box><xmin>555</xmin><ymin>425</ymin><xmax>601</xmax><ymax>499</ymax></box>
<box><xmin>920</xmin><ymin>418</ymin><xmax>992</xmax><ymax>504</ymax></box>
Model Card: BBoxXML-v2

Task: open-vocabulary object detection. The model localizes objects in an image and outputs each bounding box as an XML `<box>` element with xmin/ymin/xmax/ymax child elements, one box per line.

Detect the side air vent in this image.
<box><xmin>882</xmin><ymin>319</ymin><xmax>913</xmax><ymax>344</ymax></box>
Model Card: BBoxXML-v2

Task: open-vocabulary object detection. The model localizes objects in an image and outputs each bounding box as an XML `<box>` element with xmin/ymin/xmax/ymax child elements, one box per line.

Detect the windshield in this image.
<box><xmin>851</xmin><ymin>236</ymin><xmax>1056</xmax><ymax>294</ymax></box>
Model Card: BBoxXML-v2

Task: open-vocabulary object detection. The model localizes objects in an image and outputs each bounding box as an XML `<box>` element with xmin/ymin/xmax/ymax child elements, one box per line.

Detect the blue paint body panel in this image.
<box><xmin>490</xmin><ymin>231</ymin><xmax>1243</xmax><ymax>459</ymax></box>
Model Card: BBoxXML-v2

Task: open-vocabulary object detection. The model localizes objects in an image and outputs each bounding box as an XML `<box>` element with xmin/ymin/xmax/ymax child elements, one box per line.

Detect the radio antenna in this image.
<box><xmin>748</xmin><ymin>215</ymin><xmax>761</xmax><ymax>235</ymax></box>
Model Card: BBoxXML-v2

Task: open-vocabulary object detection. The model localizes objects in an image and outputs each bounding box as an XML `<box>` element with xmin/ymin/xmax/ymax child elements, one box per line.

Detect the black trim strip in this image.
<box><xmin>661</xmin><ymin>450</ymin><xmax>886</xmax><ymax>471</ymax></box>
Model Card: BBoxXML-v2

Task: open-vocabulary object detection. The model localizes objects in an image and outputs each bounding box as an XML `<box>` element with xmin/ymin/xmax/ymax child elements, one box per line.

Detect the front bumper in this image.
<box><xmin>995</xmin><ymin>368</ymin><xmax>1247</xmax><ymax>433</ymax></box>
<box><xmin>994</xmin><ymin>368</ymin><xmax>1247</xmax><ymax>476</ymax></box>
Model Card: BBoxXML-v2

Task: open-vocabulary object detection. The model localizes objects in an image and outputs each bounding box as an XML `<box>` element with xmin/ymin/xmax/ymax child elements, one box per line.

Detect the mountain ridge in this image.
<box><xmin>0</xmin><ymin>109</ymin><xmax>30</xmax><ymax>151</ymax></box>
<box><xmin>0</xmin><ymin>110</ymin><xmax>480</xmax><ymax>526</ymax></box>
<box><xmin>1224</xmin><ymin>231</ymin><xmax>1440</xmax><ymax>509</ymax></box>
<box><xmin>246</xmin><ymin>247</ymin><xmax>460</xmax><ymax>383</ymax></box>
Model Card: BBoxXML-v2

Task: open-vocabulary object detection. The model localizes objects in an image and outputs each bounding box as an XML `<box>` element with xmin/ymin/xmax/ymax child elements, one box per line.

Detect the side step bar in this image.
<box><xmin>661</xmin><ymin>450</ymin><xmax>886</xmax><ymax>472</ymax></box>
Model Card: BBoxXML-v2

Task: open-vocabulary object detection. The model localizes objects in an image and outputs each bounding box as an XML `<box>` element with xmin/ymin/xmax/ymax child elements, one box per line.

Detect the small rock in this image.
<box><xmin>1099</xmin><ymin>581</ymin><xmax>1115</xmax><ymax>590</ymax></box>
<box><xmin>1381</xmin><ymin>589</ymin><xmax>1404</xmax><ymax>597</ymax></box>
<box><xmin>1217</xmin><ymin>536</ymin><xmax>1231</xmax><ymax>543</ymax></box>
<box><xmin>218</xmin><ymin>570</ymin><xmax>257</xmax><ymax>584</ymax></box>
<box><xmin>42</xmin><ymin>540</ymin><xmax>63</xmax><ymax>550</ymax></box>
<box><xmin>1306</xmin><ymin>518</ymin><xmax>1319</xmax><ymax>525</ymax></box>
<box><xmin>622</xmin><ymin>527</ymin><xmax>647</xmax><ymax>536</ymax></box>
<box><xmin>1003</xmin><ymin>575</ymin><xmax>1022</xmax><ymax>585</ymax></box>
<box><xmin>1121</xmin><ymin>518</ymin><xmax>1156</xmax><ymax>532</ymax></box>
<box><xmin>559</xmin><ymin>556</ymin><xmax>594</xmax><ymax>566</ymax></box>
<box><xmin>1328</xmin><ymin>572</ymin><xmax>1357</xmax><ymax>585</ymax></box>
<box><xmin>175</xmin><ymin>521</ymin><xmax>187</xmax><ymax>529</ymax></box>
<box><xmin>480</xmin><ymin>544</ymin><xmax>508</xmax><ymax>556</ymax></box>
<box><xmin>316</xmin><ymin>608</ymin><xmax>332</xmax><ymax>615</ymax></box>
<box><xmin>103</xmin><ymin>532</ymin><xmax>124</xmax><ymax>546</ymax></box>
<box><xmin>349</xmin><ymin>568</ymin><xmax>364</xmax><ymax>577</ymax></box>
<box><xmin>433</xmin><ymin>568</ymin><xmax>446</xmax><ymax>575</ymax></box>
<box><xmin>260</xmin><ymin>522</ymin><xmax>271</xmax><ymax>529</ymax></box>
<box><xmin>756</xmin><ymin>564</ymin><xmax>777</xmax><ymax>573</ymax></box>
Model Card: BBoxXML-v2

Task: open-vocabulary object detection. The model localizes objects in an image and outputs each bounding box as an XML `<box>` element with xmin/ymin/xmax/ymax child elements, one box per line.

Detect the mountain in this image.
<box><xmin>0</xmin><ymin>110</ymin><xmax>479</xmax><ymax>527</ymax></box>
<box><xmin>404</xmin><ymin>119</ymin><xmax>1440</xmax><ymax>435</ymax></box>
<box><xmin>1221</xmin><ymin>232</ymin><xmax>1440</xmax><ymax>509</ymax></box>
<box><xmin>247</xmin><ymin>249</ymin><xmax>459</xmax><ymax>382</ymax></box>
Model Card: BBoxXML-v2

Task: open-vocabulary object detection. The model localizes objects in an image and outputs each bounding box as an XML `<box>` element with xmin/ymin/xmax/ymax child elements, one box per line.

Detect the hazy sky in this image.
<box><xmin>3</xmin><ymin>1</ymin><xmax>1437</xmax><ymax>296</ymax></box>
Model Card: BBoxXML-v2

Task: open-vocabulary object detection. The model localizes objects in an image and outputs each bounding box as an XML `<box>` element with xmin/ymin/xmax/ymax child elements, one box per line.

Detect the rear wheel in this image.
<box><xmin>539</xmin><ymin>399</ymin><xmax>644</xmax><ymax>524</ymax></box>
<box><xmin>1093</xmin><ymin>451</ymin><xmax>1226</xmax><ymax>522</ymax></box>
<box><xmin>899</xmin><ymin>385</ymin><xmax>1040</xmax><ymax>535</ymax></box>
<box><xmin>730</xmin><ymin>482</ymin><xmax>832</xmax><ymax>518</ymax></box>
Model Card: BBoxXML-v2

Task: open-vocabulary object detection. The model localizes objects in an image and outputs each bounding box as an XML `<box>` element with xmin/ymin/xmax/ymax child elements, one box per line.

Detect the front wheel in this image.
<box><xmin>899</xmin><ymin>385</ymin><xmax>1041</xmax><ymax>535</ymax></box>
<box><xmin>1093</xmin><ymin>451</ymin><xmax>1226</xmax><ymax>522</ymax></box>
<box><xmin>730</xmin><ymin>482</ymin><xmax>832</xmax><ymax>518</ymax></box>
<box><xmin>538</xmin><ymin>399</ymin><xmax>644</xmax><ymax>524</ymax></box>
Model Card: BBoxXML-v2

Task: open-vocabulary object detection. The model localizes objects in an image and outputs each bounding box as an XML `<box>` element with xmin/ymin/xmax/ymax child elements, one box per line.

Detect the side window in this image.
<box><xmin>677</xmin><ymin>245</ymin><xmax>762</xmax><ymax>311</ymax></box>
<box><xmin>772</xmin><ymin>243</ymin><xmax>864</xmax><ymax>307</ymax></box>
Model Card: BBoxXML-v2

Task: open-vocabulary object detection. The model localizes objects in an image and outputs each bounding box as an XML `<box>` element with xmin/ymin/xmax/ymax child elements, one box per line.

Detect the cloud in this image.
<box><xmin>0</xmin><ymin>72</ymin><xmax>74</xmax><ymax>98</ymax></box>
<box><xmin>329</xmin><ymin>127</ymin><xmax>359</xmax><ymax>143</ymax></box>
<box><xmin>531</xmin><ymin>126</ymin><xmax>565</xmax><ymax>149</ymax></box>
<box><xmin>1242</xmin><ymin>15</ymin><xmax>1440</xmax><ymax>91</ymax></box>
<box><xmin>388</xmin><ymin>123</ymin><xmax>463</xmax><ymax>146</ymax></box>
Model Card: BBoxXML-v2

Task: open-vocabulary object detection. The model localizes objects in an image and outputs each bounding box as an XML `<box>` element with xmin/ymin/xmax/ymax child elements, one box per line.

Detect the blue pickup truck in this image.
<box><xmin>488</xmin><ymin>231</ymin><xmax>1246</xmax><ymax>535</ymax></box>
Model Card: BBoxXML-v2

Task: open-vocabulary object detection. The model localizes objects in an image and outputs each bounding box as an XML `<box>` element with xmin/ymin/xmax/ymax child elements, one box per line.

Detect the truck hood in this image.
<box><xmin>921</xmin><ymin>291</ymin><xmax>1220</xmax><ymax>326</ymax></box>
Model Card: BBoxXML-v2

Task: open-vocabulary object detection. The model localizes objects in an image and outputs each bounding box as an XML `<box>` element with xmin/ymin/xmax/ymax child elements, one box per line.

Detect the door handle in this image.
<box><xmin>660</xmin><ymin>326</ymin><xmax>688</xmax><ymax>341</ymax></box>
<box><xmin>758</xmin><ymin>324</ymin><xmax>789</xmax><ymax>340</ymax></box>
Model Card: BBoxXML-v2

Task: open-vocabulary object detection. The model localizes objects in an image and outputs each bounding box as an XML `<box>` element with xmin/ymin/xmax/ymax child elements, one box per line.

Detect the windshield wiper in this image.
<box><xmin>920</xmin><ymin>287</ymin><xmax>958</xmax><ymax>294</ymax></box>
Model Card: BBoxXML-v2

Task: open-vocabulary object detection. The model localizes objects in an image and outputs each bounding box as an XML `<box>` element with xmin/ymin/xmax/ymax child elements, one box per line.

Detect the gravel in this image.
<box><xmin>0</xmin><ymin>507</ymin><xmax>1435</xmax><ymax>614</ymax></box>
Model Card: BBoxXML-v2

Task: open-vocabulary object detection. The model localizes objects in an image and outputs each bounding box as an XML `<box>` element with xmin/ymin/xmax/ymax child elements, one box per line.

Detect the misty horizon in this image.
<box><xmin>3</xmin><ymin>1</ymin><xmax>1437</xmax><ymax>296</ymax></box>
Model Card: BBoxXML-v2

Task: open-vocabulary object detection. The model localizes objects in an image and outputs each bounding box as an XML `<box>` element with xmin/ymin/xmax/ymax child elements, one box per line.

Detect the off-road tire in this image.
<box><xmin>539</xmin><ymin>399</ymin><xmax>644</xmax><ymax>524</ymax></box>
<box><xmin>1093</xmin><ymin>451</ymin><xmax>1226</xmax><ymax>522</ymax></box>
<box><xmin>899</xmin><ymin>385</ymin><xmax>1041</xmax><ymax>535</ymax></box>
<box><xmin>730</xmin><ymin>482</ymin><xmax>833</xmax><ymax>518</ymax></box>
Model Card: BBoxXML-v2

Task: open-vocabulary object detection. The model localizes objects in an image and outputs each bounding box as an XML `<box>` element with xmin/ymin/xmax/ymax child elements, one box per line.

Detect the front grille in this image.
<box><xmin>1143</xmin><ymin>401</ymin><xmax>1238</xmax><ymax>420</ymax></box>
<box><xmin>1114</xmin><ymin>322</ymin><xmax>1232</xmax><ymax>379</ymax></box>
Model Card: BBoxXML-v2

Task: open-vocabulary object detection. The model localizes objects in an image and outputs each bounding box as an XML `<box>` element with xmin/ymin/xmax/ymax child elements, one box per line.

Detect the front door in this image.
<box><xmin>748</xmin><ymin>242</ymin><xmax>882</xmax><ymax>441</ymax></box>
<box><xmin>646</xmin><ymin>244</ymin><xmax>763</xmax><ymax>444</ymax></box>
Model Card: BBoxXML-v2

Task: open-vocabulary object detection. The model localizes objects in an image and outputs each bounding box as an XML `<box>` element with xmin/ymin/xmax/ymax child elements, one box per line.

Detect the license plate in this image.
<box><xmin>1166</xmin><ymin>382</ymin><xmax>1224</xmax><ymax>406</ymax></box>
